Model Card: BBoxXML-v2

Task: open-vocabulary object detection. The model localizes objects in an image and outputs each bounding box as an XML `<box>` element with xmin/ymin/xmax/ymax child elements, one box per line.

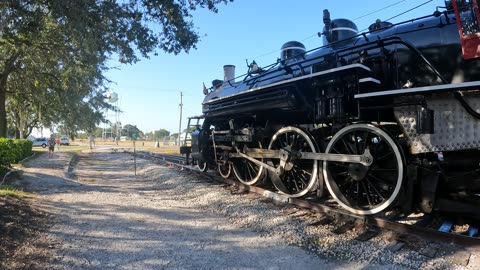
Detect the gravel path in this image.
<box><xmin>13</xmin><ymin>148</ymin><xmax>479</xmax><ymax>269</ymax></box>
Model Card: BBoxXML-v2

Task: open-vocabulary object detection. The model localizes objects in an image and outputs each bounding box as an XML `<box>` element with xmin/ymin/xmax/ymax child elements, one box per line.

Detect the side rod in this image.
<box><xmin>229</xmin><ymin>147</ymin><xmax>373</xmax><ymax>168</ymax></box>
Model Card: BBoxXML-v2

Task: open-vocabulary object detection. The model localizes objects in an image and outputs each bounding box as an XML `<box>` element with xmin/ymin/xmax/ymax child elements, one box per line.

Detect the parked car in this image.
<box><xmin>32</xmin><ymin>137</ymin><xmax>48</xmax><ymax>148</ymax></box>
<box><xmin>60</xmin><ymin>137</ymin><xmax>70</xmax><ymax>146</ymax></box>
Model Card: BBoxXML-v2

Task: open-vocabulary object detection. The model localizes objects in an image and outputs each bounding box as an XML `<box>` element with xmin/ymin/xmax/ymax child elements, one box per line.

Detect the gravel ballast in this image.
<box><xmin>8</xmin><ymin>149</ymin><xmax>479</xmax><ymax>269</ymax></box>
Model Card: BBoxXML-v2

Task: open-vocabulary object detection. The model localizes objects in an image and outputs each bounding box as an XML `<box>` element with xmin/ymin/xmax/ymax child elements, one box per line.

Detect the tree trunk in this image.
<box><xmin>0</xmin><ymin>54</ymin><xmax>19</xmax><ymax>138</ymax></box>
<box><xmin>0</xmin><ymin>74</ymin><xmax>7</xmax><ymax>138</ymax></box>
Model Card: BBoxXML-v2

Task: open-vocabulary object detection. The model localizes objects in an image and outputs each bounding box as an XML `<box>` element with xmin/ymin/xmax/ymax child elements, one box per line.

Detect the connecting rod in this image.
<box><xmin>229</xmin><ymin>147</ymin><xmax>373</xmax><ymax>175</ymax></box>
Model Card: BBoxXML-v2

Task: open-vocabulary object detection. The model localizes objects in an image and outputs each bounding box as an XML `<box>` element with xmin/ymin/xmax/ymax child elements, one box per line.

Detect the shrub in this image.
<box><xmin>12</xmin><ymin>139</ymin><xmax>33</xmax><ymax>162</ymax></box>
<box><xmin>0</xmin><ymin>139</ymin><xmax>33</xmax><ymax>172</ymax></box>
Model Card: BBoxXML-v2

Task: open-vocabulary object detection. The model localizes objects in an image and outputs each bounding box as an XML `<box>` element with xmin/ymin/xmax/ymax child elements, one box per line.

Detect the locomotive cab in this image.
<box><xmin>451</xmin><ymin>0</ymin><xmax>480</xmax><ymax>59</ymax></box>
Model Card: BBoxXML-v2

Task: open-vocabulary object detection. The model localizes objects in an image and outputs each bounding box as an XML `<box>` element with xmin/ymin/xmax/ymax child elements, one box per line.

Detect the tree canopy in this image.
<box><xmin>0</xmin><ymin>0</ymin><xmax>232</xmax><ymax>138</ymax></box>
<box><xmin>121</xmin><ymin>124</ymin><xmax>143</xmax><ymax>139</ymax></box>
<box><xmin>145</xmin><ymin>128</ymin><xmax>170</xmax><ymax>141</ymax></box>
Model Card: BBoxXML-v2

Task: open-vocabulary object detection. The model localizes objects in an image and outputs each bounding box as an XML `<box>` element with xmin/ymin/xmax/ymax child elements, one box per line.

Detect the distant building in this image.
<box><xmin>30</xmin><ymin>127</ymin><xmax>52</xmax><ymax>139</ymax></box>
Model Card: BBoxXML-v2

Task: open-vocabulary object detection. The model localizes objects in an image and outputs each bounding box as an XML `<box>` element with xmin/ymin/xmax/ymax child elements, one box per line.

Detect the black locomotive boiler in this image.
<box><xmin>182</xmin><ymin>0</ymin><xmax>480</xmax><ymax>218</ymax></box>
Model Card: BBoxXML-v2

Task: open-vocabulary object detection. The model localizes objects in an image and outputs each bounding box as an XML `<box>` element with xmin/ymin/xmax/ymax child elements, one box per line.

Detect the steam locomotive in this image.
<box><xmin>182</xmin><ymin>0</ymin><xmax>480</xmax><ymax>218</ymax></box>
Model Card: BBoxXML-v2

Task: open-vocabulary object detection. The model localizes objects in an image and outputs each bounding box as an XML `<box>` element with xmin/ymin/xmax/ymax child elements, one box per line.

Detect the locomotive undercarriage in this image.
<box><xmin>191</xmin><ymin>80</ymin><xmax>480</xmax><ymax>218</ymax></box>
<box><xmin>193</xmin><ymin>66</ymin><xmax>480</xmax><ymax>218</ymax></box>
<box><xmin>189</xmin><ymin>61</ymin><xmax>480</xmax><ymax>218</ymax></box>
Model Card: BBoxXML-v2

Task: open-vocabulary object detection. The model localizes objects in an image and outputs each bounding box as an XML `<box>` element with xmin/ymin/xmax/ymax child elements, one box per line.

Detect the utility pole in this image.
<box><xmin>178</xmin><ymin>91</ymin><xmax>183</xmax><ymax>147</ymax></box>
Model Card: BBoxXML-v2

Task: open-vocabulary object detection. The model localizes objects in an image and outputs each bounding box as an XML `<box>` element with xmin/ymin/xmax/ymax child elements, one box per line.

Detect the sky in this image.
<box><xmin>104</xmin><ymin>0</ymin><xmax>445</xmax><ymax>135</ymax></box>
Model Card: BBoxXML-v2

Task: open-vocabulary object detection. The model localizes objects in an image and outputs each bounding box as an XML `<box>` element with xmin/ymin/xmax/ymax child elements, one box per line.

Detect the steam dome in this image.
<box><xmin>280</xmin><ymin>41</ymin><xmax>306</xmax><ymax>61</ymax></box>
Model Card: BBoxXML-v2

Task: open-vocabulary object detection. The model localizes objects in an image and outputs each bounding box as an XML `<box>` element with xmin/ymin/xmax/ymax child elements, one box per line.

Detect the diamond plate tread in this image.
<box><xmin>394</xmin><ymin>91</ymin><xmax>480</xmax><ymax>154</ymax></box>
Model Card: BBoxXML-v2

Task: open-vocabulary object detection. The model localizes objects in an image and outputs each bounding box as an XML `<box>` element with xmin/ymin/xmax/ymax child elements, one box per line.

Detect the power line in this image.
<box><xmin>247</xmin><ymin>0</ymin><xmax>420</xmax><ymax>62</ymax></box>
<box><xmin>357</xmin><ymin>0</ymin><xmax>434</xmax><ymax>32</ymax></box>
<box><xmin>384</xmin><ymin>0</ymin><xmax>433</xmax><ymax>21</ymax></box>
<box><xmin>248</xmin><ymin>48</ymin><xmax>283</xmax><ymax>62</ymax></box>
<box><xmin>112</xmin><ymin>86</ymin><xmax>180</xmax><ymax>92</ymax></box>
<box><xmin>301</xmin><ymin>33</ymin><xmax>319</xmax><ymax>42</ymax></box>
<box><xmin>352</xmin><ymin>0</ymin><xmax>407</xmax><ymax>21</ymax></box>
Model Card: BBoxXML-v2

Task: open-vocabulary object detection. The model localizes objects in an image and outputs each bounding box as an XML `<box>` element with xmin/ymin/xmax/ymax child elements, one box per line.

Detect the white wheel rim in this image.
<box><xmin>197</xmin><ymin>161</ymin><xmax>207</xmax><ymax>172</ymax></box>
<box><xmin>268</xmin><ymin>126</ymin><xmax>318</xmax><ymax>198</ymax></box>
<box><xmin>323</xmin><ymin>124</ymin><xmax>404</xmax><ymax>215</ymax></box>
<box><xmin>232</xmin><ymin>142</ymin><xmax>265</xmax><ymax>185</ymax></box>
<box><xmin>218</xmin><ymin>163</ymin><xmax>232</xmax><ymax>178</ymax></box>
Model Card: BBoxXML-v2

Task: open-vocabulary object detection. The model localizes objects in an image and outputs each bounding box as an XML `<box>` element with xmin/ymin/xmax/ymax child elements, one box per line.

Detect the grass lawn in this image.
<box><xmin>0</xmin><ymin>185</ymin><xmax>31</xmax><ymax>198</ymax></box>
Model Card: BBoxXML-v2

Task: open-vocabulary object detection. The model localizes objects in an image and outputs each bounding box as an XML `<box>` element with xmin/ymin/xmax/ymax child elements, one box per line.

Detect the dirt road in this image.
<box><xmin>2</xmin><ymin>149</ymin><xmax>373</xmax><ymax>269</ymax></box>
<box><xmin>3</xmin><ymin>148</ymin><xmax>475</xmax><ymax>269</ymax></box>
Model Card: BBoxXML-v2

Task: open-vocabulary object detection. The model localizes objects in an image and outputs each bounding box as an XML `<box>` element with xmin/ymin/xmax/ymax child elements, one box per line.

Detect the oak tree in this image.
<box><xmin>0</xmin><ymin>0</ymin><xmax>232</xmax><ymax>137</ymax></box>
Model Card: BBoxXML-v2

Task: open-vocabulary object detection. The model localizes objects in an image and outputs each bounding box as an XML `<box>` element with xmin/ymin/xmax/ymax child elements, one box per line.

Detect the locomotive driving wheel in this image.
<box><xmin>268</xmin><ymin>126</ymin><xmax>319</xmax><ymax>198</ymax></box>
<box><xmin>323</xmin><ymin>124</ymin><xmax>404</xmax><ymax>215</ymax></box>
<box><xmin>231</xmin><ymin>142</ymin><xmax>265</xmax><ymax>185</ymax></box>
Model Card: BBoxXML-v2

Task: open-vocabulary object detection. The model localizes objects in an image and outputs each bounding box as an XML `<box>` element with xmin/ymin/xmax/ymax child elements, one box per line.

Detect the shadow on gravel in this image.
<box><xmin>0</xmin><ymin>196</ymin><xmax>52</xmax><ymax>270</ymax></box>
<box><xmin>4</xmin><ymin>151</ymin><xmax>433</xmax><ymax>269</ymax></box>
<box><xmin>23</xmin><ymin>171</ymin><xmax>138</xmax><ymax>196</ymax></box>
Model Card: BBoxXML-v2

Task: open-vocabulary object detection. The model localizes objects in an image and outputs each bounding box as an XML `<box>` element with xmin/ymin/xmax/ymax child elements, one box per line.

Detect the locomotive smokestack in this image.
<box><xmin>323</xmin><ymin>9</ymin><xmax>332</xmax><ymax>42</ymax></box>
<box><xmin>224</xmin><ymin>65</ymin><xmax>235</xmax><ymax>83</ymax></box>
<box><xmin>323</xmin><ymin>9</ymin><xmax>331</xmax><ymax>25</ymax></box>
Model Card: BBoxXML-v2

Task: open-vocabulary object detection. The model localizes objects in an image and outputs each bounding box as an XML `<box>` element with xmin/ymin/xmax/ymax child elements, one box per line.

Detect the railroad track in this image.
<box><xmin>136</xmin><ymin>151</ymin><xmax>480</xmax><ymax>251</ymax></box>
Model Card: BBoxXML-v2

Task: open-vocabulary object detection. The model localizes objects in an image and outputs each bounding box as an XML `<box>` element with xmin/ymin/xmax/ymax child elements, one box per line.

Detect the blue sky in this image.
<box><xmin>105</xmin><ymin>0</ymin><xmax>443</xmax><ymax>134</ymax></box>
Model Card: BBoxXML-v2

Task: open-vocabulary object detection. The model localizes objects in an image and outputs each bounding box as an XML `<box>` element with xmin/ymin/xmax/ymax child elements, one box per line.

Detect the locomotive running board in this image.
<box><xmin>229</xmin><ymin>147</ymin><xmax>373</xmax><ymax>175</ymax></box>
<box><xmin>354</xmin><ymin>81</ymin><xmax>480</xmax><ymax>99</ymax></box>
